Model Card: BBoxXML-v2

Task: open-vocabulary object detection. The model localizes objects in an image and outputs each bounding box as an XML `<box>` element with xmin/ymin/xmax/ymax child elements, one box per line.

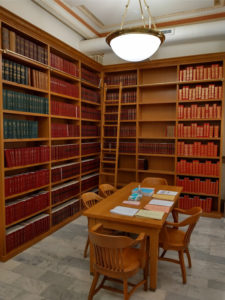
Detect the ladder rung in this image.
<box><xmin>101</xmin><ymin>172</ymin><xmax>115</xmax><ymax>176</ymax></box>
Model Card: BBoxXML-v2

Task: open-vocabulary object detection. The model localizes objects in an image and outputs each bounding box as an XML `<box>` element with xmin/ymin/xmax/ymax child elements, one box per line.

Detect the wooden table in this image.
<box><xmin>83</xmin><ymin>182</ymin><xmax>183</xmax><ymax>291</ymax></box>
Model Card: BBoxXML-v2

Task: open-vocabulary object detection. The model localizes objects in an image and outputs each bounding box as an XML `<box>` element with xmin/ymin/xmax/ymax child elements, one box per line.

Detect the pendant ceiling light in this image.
<box><xmin>106</xmin><ymin>0</ymin><xmax>165</xmax><ymax>62</ymax></box>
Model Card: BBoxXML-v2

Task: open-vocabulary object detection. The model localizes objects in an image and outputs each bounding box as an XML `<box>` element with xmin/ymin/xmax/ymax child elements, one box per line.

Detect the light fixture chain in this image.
<box><xmin>143</xmin><ymin>0</ymin><xmax>156</xmax><ymax>29</ymax></box>
<box><xmin>120</xmin><ymin>0</ymin><xmax>131</xmax><ymax>29</ymax></box>
<box><xmin>138</xmin><ymin>0</ymin><xmax>146</xmax><ymax>27</ymax></box>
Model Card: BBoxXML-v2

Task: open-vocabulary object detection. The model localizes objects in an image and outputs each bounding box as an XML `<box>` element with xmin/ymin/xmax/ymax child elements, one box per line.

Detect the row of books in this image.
<box><xmin>2</xmin><ymin>27</ymin><xmax>48</xmax><ymax>64</ymax></box>
<box><xmin>81</xmin><ymin>173</ymin><xmax>99</xmax><ymax>191</ymax></box>
<box><xmin>81</xmin><ymin>125</ymin><xmax>100</xmax><ymax>137</ymax></box>
<box><xmin>51</xmin><ymin>123</ymin><xmax>80</xmax><ymax>138</ymax></box>
<box><xmin>5</xmin><ymin>191</ymin><xmax>49</xmax><ymax>225</ymax></box>
<box><xmin>82</xmin><ymin>158</ymin><xmax>100</xmax><ymax>173</ymax></box>
<box><xmin>176</xmin><ymin>176</ymin><xmax>219</xmax><ymax>195</ymax></box>
<box><xmin>177</xmin><ymin>141</ymin><xmax>218</xmax><ymax>157</ymax></box>
<box><xmin>178</xmin><ymin>104</ymin><xmax>221</xmax><ymax>119</ymax></box>
<box><xmin>179</xmin><ymin>195</ymin><xmax>212</xmax><ymax>213</ymax></box>
<box><xmin>81</xmin><ymin>106</ymin><xmax>101</xmax><ymax>120</ymax></box>
<box><xmin>119</xmin><ymin>142</ymin><xmax>136</xmax><ymax>153</ymax></box>
<box><xmin>105</xmin><ymin>106</ymin><xmax>118</xmax><ymax>113</ymax></box>
<box><xmin>51</xmin><ymin>101</ymin><xmax>80</xmax><ymax>118</ymax></box>
<box><xmin>51</xmin><ymin>77</ymin><xmax>79</xmax><ymax>98</ymax></box>
<box><xmin>179</xmin><ymin>64</ymin><xmax>223</xmax><ymax>81</ymax></box>
<box><xmin>81</xmin><ymin>87</ymin><xmax>100</xmax><ymax>104</ymax></box>
<box><xmin>104</xmin><ymin>126</ymin><xmax>136</xmax><ymax>137</ymax></box>
<box><xmin>51</xmin><ymin>144</ymin><xmax>79</xmax><ymax>161</ymax></box>
<box><xmin>3</xmin><ymin>89</ymin><xmax>48</xmax><ymax>114</ymax></box>
<box><xmin>81</xmin><ymin>142</ymin><xmax>100</xmax><ymax>155</ymax></box>
<box><xmin>6</xmin><ymin>214</ymin><xmax>50</xmax><ymax>253</ymax></box>
<box><xmin>50</xmin><ymin>53</ymin><xmax>79</xmax><ymax>77</ymax></box>
<box><xmin>52</xmin><ymin>198</ymin><xmax>81</xmax><ymax>226</ymax></box>
<box><xmin>105</xmin><ymin>72</ymin><xmax>137</xmax><ymax>86</ymax></box>
<box><xmin>139</xmin><ymin>142</ymin><xmax>175</xmax><ymax>155</ymax></box>
<box><xmin>106</xmin><ymin>90</ymin><xmax>137</xmax><ymax>103</ymax></box>
<box><xmin>105</xmin><ymin>113</ymin><xmax>118</xmax><ymax>121</ymax></box>
<box><xmin>121</xmin><ymin>108</ymin><xmax>136</xmax><ymax>120</ymax></box>
<box><xmin>2</xmin><ymin>59</ymin><xmax>48</xmax><ymax>89</ymax></box>
<box><xmin>178</xmin><ymin>84</ymin><xmax>222</xmax><ymax>101</ymax></box>
<box><xmin>51</xmin><ymin>162</ymin><xmax>80</xmax><ymax>183</ymax></box>
<box><xmin>177</xmin><ymin>123</ymin><xmax>219</xmax><ymax>138</ymax></box>
<box><xmin>176</xmin><ymin>159</ymin><xmax>220</xmax><ymax>176</ymax></box>
<box><xmin>51</xmin><ymin>180</ymin><xmax>80</xmax><ymax>205</ymax></box>
<box><xmin>4</xmin><ymin>145</ymin><xmax>50</xmax><ymax>168</ymax></box>
<box><xmin>81</xmin><ymin>67</ymin><xmax>100</xmax><ymax>86</ymax></box>
<box><xmin>4</xmin><ymin>119</ymin><xmax>38</xmax><ymax>139</ymax></box>
<box><xmin>5</xmin><ymin>169</ymin><xmax>49</xmax><ymax>197</ymax></box>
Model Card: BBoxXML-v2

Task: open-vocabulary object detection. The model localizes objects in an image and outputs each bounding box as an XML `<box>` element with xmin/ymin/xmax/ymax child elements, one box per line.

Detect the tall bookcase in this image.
<box><xmin>102</xmin><ymin>53</ymin><xmax>224</xmax><ymax>218</ymax></box>
<box><xmin>0</xmin><ymin>7</ymin><xmax>101</xmax><ymax>261</ymax></box>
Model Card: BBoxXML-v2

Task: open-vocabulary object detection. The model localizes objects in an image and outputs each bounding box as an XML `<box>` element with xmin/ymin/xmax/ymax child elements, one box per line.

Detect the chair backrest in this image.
<box><xmin>141</xmin><ymin>177</ymin><xmax>168</xmax><ymax>186</ymax></box>
<box><xmin>89</xmin><ymin>224</ymin><xmax>145</xmax><ymax>274</ymax></box>
<box><xmin>99</xmin><ymin>184</ymin><xmax>117</xmax><ymax>198</ymax></box>
<box><xmin>178</xmin><ymin>207</ymin><xmax>202</xmax><ymax>246</ymax></box>
<box><xmin>81</xmin><ymin>192</ymin><xmax>103</xmax><ymax>209</ymax></box>
<box><xmin>165</xmin><ymin>207</ymin><xmax>202</xmax><ymax>248</ymax></box>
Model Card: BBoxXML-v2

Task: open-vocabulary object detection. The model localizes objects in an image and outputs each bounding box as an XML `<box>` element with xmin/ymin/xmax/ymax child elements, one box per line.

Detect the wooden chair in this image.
<box><xmin>98</xmin><ymin>183</ymin><xmax>117</xmax><ymax>198</ymax></box>
<box><xmin>88</xmin><ymin>223</ymin><xmax>147</xmax><ymax>300</ymax></box>
<box><xmin>141</xmin><ymin>177</ymin><xmax>168</xmax><ymax>186</ymax></box>
<box><xmin>159</xmin><ymin>207</ymin><xmax>202</xmax><ymax>284</ymax></box>
<box><xmin>81</xmin><ymin>192</ymin><xmax>103</xmax><ymax>258</ymax></box>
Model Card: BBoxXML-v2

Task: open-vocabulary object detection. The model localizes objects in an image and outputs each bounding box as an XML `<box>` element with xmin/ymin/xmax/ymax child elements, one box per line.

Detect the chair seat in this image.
<box><xmin>159</xmin><ymin>228</ymin><xmax>186</xmax><ymax>249</ymax></box>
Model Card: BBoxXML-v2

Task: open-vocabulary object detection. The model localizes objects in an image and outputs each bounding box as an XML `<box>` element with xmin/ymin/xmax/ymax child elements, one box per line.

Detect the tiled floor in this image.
<box><xmin>0</xmin><ymin>215</ymin><xmax>225</xmax><ymax>300</ymax></box>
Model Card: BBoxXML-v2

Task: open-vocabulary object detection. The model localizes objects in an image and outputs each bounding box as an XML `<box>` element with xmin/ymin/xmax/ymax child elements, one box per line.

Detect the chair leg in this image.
<box><xmin>178</xmin><ymin>250</ymin><xmax>186</xmax><ymax>284</ymax></box>
<box><xmin>123</xmin><ymin>279</ymin><xmax>128</xmax><ymax>300</ymax></box>
<box><xmin>160</xmin><ymin>249</ymin><xmax>167</xmax><ymax>258</ymax></box>
<box><xmin>88</xmin><ymin>272</ymin><xmax>100</xmax><ymax>300</ymax></box>
<box><xmin>185</xmin><ymin>248</ymin><xmax>192</xmax><ymax>268</ymax></box>
<box><xmin>84</xmin><ymin>237</ymin><xmax>89</xmax><ymax>258</ymax></box>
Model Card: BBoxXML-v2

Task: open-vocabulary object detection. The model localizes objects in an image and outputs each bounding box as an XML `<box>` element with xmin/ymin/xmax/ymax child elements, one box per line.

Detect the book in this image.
<box><xmin>135</xmin><ymin>209</ymin><xmax>164</xmax><ymax>220</ymax></box>
<box><xmin>123</xmin><ymin>200</ymin><xmax>140</xmax><ymax>206</ymax></box>
<box><xmin>128</xmin><ymin>193</ymin><xmax>142</xmax><ymax>201</ymax></box>
<box><xmin>110</xmin><ymin>206</ymin><xmax>138</xmax><ymax>216</ymax></box>
<box><xmin>144</xmin><ymin>204</ymin><xmax>170</xmax><ymax>213</ymax></box>
<box><xmin>132</xmin><ymin>187</ymin><xmax>154</xmax><ymax>197</ymax></box>
<box><xmin>152</xmin><ymin>194</ymin><xmax>176</xmax><ymax>201</ymax></box>
<box><xmin>149</xmin><ymin>199</ymin><xmax>174</xmax><ymax>207</ymax></box>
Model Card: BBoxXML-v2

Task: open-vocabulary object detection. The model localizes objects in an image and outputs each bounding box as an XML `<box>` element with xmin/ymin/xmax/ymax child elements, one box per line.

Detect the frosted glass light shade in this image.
<box><xmin>106</xmin><ymin>28</ymin><xmax>165</xmax><ymax>62</ymax></box>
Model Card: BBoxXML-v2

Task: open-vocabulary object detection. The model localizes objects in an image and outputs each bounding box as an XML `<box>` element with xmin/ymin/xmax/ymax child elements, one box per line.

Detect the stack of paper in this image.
<box><xmin>152</xmin><ymin>190</ymin><xmax>177</xmax><ymax>201</ymax></box>
<box><xmin>110</xmin><ymin>206</ymin><xmax>139</xmax><ymax>216</ymax></box>
<box><xmin>144</xmin><ymin>204</ymin><xmax>170</xmax><ymax>213</ymax></box>
<box><xmin>150</xmin><ymin>199</ymin><xmax>174</xmax><ymax>207</ymax></box>
<box><xmin>135</xmin><ymin>209</ymin><xmax>164</xmax><ymax>220</ymax></box>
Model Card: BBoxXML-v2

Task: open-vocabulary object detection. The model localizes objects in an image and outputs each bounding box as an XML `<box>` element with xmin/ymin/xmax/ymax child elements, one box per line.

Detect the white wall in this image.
<box><xmin>0</xmin><ymin>0</ymin><xmax>83</xmax><ymax>50</ymax></box>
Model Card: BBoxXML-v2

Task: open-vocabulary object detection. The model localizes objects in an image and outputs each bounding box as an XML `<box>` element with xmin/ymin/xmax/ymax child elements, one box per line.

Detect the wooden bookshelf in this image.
<box><xmin>102</xmin><ymin>53</ymin><xmax>224</xmax><ymax>218</ymax></box>
<box><xmin>0</xmin><ymin>7</ymin><xmax>102</xmax><ymax>261</ymax></box>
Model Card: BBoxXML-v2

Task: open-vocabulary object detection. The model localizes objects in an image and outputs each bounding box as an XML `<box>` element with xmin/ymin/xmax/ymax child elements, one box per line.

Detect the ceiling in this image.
<box><xmin>33</xmin><ymin>0</ymin><xmax>225</xmax><ymax>38</ymax></box>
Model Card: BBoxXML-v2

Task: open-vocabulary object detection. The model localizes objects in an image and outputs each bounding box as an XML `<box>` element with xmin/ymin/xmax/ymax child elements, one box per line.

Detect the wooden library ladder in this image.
<box><xmin>99</xmin><ymin>83</ymin><xmax>122</xmax><ymax>187</ymax></box>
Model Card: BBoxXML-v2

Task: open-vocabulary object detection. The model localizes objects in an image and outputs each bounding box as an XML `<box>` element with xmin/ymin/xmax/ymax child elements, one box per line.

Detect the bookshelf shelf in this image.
<box><xmin>81</xmin><ymin>168</ymin><xmax>99</xmax><ymax>176</ymax></box>
<box><xmin>138</xmin><ymin>169</ymin><xmax>175</xmax><ymax>175</ymax></box>
<box><xmin>50</xmin><ymin>68</ymin><xmax>80</xmax><ymax>82</ymax></box>
<box><xmin>81</xmin><ymin>79</ymin><xmax>100</xmax><ymax>89</ymax></box>
<box><xmin>5</xmin><ymin>184</ymin><xmax>49</xmax><ymax>200</ymax></box>
<box><xmin>4</xmin><ymin>138</ymin><xmax>49</xmax><ymax>142</ymax></box>
<box><xmin>51</xmin><ymin>115</ymin><xmax>80</xmax><ymax>120</ymax></box>
<box><xmin>2</xmin><ymin>49</ymin><xmax>48</xmax><ymax>69</ymax></box>
<box><xmin>81</xmin><ymin>99</ymin><xmax>100</xmax><ymax>106</ymax></box>
<box><xmin>2</xmin><ymin>80</ymin><xmax>48</xmax><ymax>93</ymax></box>
<box><xmin>177</xmin><ymin>137</ymin><xmax>220</xmax><ymax>140</ymax></box>
<box><xmin>138</xmin><ymin>153</ymin><xmax>176</xmax><ymax>157</ymax></box>
<box><xmin>178</xmin><ymin>79</ymin><xmax>223</xmax><ymax>84</ymax></box>
<box><xmin>5</xmin><ymin>206</ymin><xmax>50</xmax><ymax>229</ymax></box>
<box><xmin>178</xmin><ymin>99</ymin><xmax>222</xmax><ymax>104</ymax></box>
<box><xmin>139</xmin><ymin>82</ymin><xmax>177</xmax><ymax>87</ymax></box>
<box><xmin>51</xmin><ymin>194</ymin><xmax>80</xmax><ymax>208</ymax></box>
<box><xmin>51</xmin><ymin>156</ymin><xmax>80</xmax><ymax>164</ymax></box>
<box><xmin>139</xmin><ymin>101</ymin><xmax>176</xmax><ymax>105</ymax></box>
<box><xmin>4</xmin><ymin>161</ymin><xmax>49</xmax><ymax>171</ymax></box>
<box><xmin>176</xmin><ymin>173</ymin><xmax>219</xmax><ymax>178</ymax></box>
<box><xmin>3</xmin><ymin>110</ymin><xmax>48</xmax><ymax>117</ymax></box>
<box><xmin>51</xmin><ymin>137</ymin><xmax>80</xmax><ymax>141</ymax></box>
<box><xmin>50</xmin><ymin>92</ymin><xmax>80</xmax><ymax>102</ymax></box>
<box><xmin>82</xmin><ymin>118</ymin><xmax>101</xmax><ymax>122</ymax></box>
<box><xmin>51</xmin><ymin>174</ymin><xmax>80</xmax><ymax>186</ymax></box>
<box><xmin>181</xmin><ymin>191</ymin><xmax>219</xmax><ymax>197</ymax></box>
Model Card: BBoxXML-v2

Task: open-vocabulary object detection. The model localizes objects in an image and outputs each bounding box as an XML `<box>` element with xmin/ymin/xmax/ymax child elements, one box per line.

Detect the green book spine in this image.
<box><xmin>12</xmin><ymin>119</ymin><xmax>17</xmax><ymax>138</ymax></box>
<box><xmin>8</xmin><ymin>90</ymin><xmax>13</xmax><ymax>111</ymax></box>
<box><xmin>4</xmin><ymin>59</ymin><xmax>9</xmax><ymax>81</ymax></box>
<box><xmin>3</xmin><ymin>119</ymin><xmax>8</xmax><ymax>139</ymax></box>
<box><xmin>3</xmin><ymin>89</ymin><xmax>8</xmax><ymax>109</ymax></box>
<box><xmin>9</xmin><ymin>61</ymin><xmax>14</xmax><ymax>82</ymax></box>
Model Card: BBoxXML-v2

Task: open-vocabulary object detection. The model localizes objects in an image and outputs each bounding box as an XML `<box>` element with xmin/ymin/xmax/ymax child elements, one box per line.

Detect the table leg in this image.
<box><xmin>149</xmin><ymin>231</ymin><xmax>159</xmax><ymax>291</ymax></box>
<box><xmin>88</xmin><ymin>218</ymin><xmax>96</xmax><ymax>274</ymax></box>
